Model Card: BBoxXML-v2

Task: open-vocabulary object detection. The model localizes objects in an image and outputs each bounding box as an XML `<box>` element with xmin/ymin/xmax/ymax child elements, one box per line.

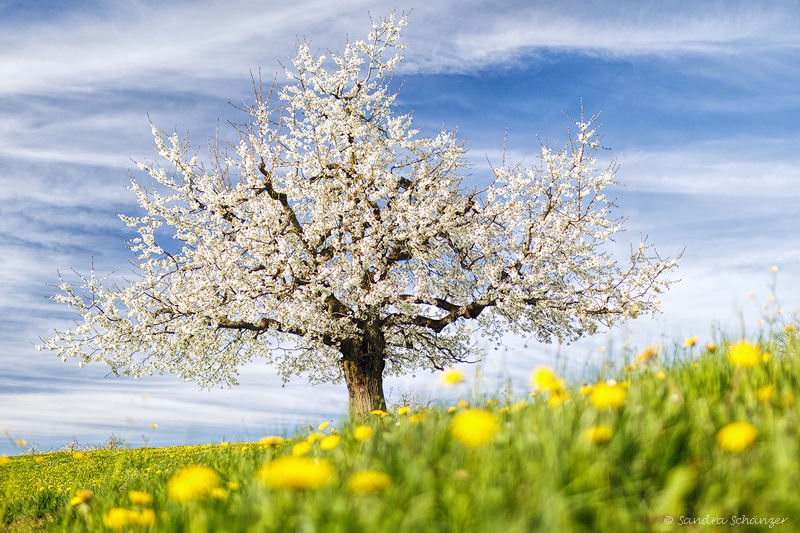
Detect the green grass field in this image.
<box><xmin>2</xmin><ymin>326</ymin><xmax>800</xmax><ymax>532</ymax></box>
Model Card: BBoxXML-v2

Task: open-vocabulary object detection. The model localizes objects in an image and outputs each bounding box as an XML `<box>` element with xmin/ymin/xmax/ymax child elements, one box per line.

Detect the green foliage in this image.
<box><xmin>3</xmin><ymin>328</ymin><xmax>800</xmax><ymax>532</ymax></box>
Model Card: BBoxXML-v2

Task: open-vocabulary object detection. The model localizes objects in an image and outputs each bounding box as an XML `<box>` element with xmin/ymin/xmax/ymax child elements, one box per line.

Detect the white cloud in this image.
<box><xmin>1</xmin><ymin>1</ymin><xmax>797</xmax><ymax>97</ymax></box>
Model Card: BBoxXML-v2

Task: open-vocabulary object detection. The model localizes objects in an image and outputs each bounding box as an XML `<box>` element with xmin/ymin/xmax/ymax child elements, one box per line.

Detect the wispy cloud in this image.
<box><xmin>1</xmin><ymin>0</ymin><xmax>797</xmax><ymax>97</ymax></box>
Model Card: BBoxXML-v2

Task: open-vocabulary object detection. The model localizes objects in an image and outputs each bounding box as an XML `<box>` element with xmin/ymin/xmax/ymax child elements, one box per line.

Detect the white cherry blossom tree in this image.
<box><xmin>41</xmin><ymin>14</ymin><xmax>678</xmax><ymax>419</ymax></box>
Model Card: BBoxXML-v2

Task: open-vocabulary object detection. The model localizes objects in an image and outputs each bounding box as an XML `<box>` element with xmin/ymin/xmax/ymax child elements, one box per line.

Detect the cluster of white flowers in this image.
<box><xmin>40</xmin><ymin>14</ymin><xmax>677</xmax><ymax>388</ymax></box>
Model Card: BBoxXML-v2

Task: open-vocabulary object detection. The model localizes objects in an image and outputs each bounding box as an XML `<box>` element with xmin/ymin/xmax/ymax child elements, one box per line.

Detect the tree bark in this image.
<box><xmin>341</xmin><ymin>323</ymin><xmax>387</xmax><ymax>420</ymax></box>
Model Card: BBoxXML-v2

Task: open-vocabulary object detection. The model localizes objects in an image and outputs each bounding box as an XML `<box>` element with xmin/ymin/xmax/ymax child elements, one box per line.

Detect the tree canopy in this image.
<box><xmin>40</xmin><ymin>14</ymin><xmax>678</xmax><ymax>418</ymax></box>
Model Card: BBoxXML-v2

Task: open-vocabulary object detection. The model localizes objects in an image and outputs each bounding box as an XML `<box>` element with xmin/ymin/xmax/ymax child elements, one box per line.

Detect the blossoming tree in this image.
<box><xmin>41</xmin><ymin>14</ymin><xmax>678</xmax><ymax>419</ymax></box>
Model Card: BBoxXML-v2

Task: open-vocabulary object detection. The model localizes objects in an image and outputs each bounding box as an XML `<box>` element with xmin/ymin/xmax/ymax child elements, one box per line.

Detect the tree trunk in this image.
<box><xmin>341</xmin><ymin>323</ymin><xmax>386</xmax><ymax>421</ymax></box>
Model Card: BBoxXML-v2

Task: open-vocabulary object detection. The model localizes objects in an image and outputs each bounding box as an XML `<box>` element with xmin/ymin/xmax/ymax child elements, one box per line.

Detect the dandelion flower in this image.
<box><xmin>771</xmin><ymin>265</ymin><xmax>778</xmax><ymax>273</ymax></box>
<box><xmin>582</xmin><ymin>425</ymin><xmax>613</xmax><ymax>444</ymax></box>
<box><xmin>634</xmin><ymin>345</ymin><xmax>659</xmax><ymax>364</ymax></box>
<box><xmin>15</xmin><ymin>439</ymin><xmax>27</xmax><ymax>447</ymax></box>
<box><xmin>227</xmin><ymin>481</ymin><xmax>240</xmax><ymax>490</ymax></box>
<box><xmin>211</xmin><ymin>487</ymin><xmax>228</xmax><ymax>500</ymax></box>
<box><xmin>306</xmin><ymin>432</ymin><xmax>323</xmax><ymax>443</ymax></box>
<box><xmin>706</xmin><ymin>344</ymin><xmax>717</xmax><ymax>353</ymax></box>
<box><xmin>756</xmin><ymin>385</ymin><xmax>774</xmax><ymax>402</ymax></box>
<box><xmin>579</xmin><ymin>384</ymin><xmax>594</xmax><ymax>395</ymax></box>
<box><xmin>292</xmin><ymin>441</ymin><xmax>312</xmax><ymax>456</ymax></box>
<box><xmin>450</xmin><ymin>409</ymin><xmax>498</xmax><ymax>448</ymax></box>
<box><xmin>717</xmin><ymin>422</ymin><xmax>758</xmax><ymax>452</ymax></box>
<box><xmin>447</xmin><ymin>406</ymin><xmax>457</xmax><ymax>414</ymax></box>
<box><xmin>397</xmin><ymin>406</ymin><xmax>411</xmax><ymax>415</ymax></box>
<box><xmin>134</xmin><ymin>509</ymin><xmax>155</xmax><ymax>526</ymax></box>
<box><xmin>548</xmin><ymin>388</ymin><xmax>569</xmax><ymax>406</ymax></box>
<box><xmin>728</xmin><ymin>341</ymin><xmax>761</xmax><ymax>368</ymax></box>
<box><xmin>408</xmin><ymin>414</ymin><xmax>424</xmax><ymax>424</ymax></box>
<box><xmin>103</xmin><ymin>508</ymin><xmax>135</xmax><ymax>530</ymax></box>
<box><xmin>151</xmin><ymin>424</ymin><xmax>158</xmax><ymax>429</ymax></box>
<box><xmin>346</xmin><ymin>470</ymin><xmax>392</xmax><ymax>493</ymax></box>
<box><xmin>457</xmin><ymin>400</ymin><xmax>469</xmax><ymax>409</ymax></box>
<box><xmin>128</xmin><ymin>490</ymin><xmax>152</xmax><ymax>506</ymax></box>
<box><xmin>70</xmin><ymin>489</ymin><xmax>93</xmax><ymax>506</ymax></box>
<box><xmin>0</xmin><ymin>456</ymin><xmax>10</xmax><ymax>467</ymax></box>
<box><xmin>530</xmin><ymin>366</ymin><xmax>562</xmax><ymax>392</ymax></box>
<box><xmin>259</xmin><ymin>436</ymin><xmax>284</xmax><ymax>447</ymax></box>
<box><xmin>319</xmin><ymin>435</ymin><xmax>341</xmax><ymax>450</ymax></box>
<box><xmin>353</xmin><ymin>425</ymin><xmax>373</xmax><ymax>441</ymax></box>
<box><xmin>167</xmin><ymin>465</ymin><xmax>221</xmax><ymax>503</ymax></box>
<box><xmin>441</xmin><ymin>368</ymin><xmax>464</xmax><ymax>385</ymax></box>
<box><xmin>370</xmin><ymin>409</ymin><xmax>388</xmax><ymax>418</ymax></box>
<box><xmin>317</xmin><ymin>422</ymin><xmax>330</xmax><ymax>431</ymax></box>
<box><xmin>683</xmin><ymin>336</ymin><xmax>698</xmax><ymax>348</ymax></box>
<box><xmin>256</xmin><ymin>456</ymin><xmax>335</xmax><ymax>489</ymax></box>
<box><xmin>590</xmin><ymin>382</ymin><xmax>627</xmax><ymax>409</ymax></box>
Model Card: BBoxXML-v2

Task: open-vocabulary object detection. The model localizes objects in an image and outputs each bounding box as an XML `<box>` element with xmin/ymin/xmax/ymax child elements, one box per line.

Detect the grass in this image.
<box><xmin>2</xmin><ymin>326</ymin><xmax>800</xmax><ymax>532</ymax></box>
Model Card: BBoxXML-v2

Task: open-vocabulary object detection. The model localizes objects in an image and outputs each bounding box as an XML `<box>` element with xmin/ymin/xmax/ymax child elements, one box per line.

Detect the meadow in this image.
<box><xmin>2</xmin><ymin>326</ymin><xmax>799</xmax><ymax>532</ymax></box>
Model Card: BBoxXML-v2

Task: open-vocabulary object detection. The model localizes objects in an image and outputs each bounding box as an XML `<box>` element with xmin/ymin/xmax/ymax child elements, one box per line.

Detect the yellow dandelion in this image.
<box><xmin>353</xmin><ymin>425</ymin><xmax>373</xmax><ymax>441</ymax></box>
<box><xmin>684</xmin><ymin>336</ymin><xmax>698</xmax><ymax>348</ymax></box>
<box><xmin>457</xmin><ymin>400</ymin><xmax>469</xmax><ymax>409</ymax></box>
<box><xmin>706</xmin><ymin>343</ymin><xmax>717</xmax><ymax>352</ymax></box>
<box><xmin>133</xmin><ymin>509</ymin><xmax>155</xmax><ymax>527</ymax></box>
<box><xmin>634</xmin><ymin>345</ymin><xmax>659</xmax><ymax>364</ymax></box>
<box><xmin>292</xmin><ymin>441</ymin><xmax>312</xmax><ymax>456</ymax></box>
<box><xmin>624</xmin><ymin>364</ymin><xmax>636</xmax><ymax>371</ymax></box>
<box><xmin>167</xmin><ymin>465</ymin><xmax>221</xmax><ymax>503</ymax></box>
<box><xmin>72</xmin><ymin>451</ymin><xmax>84</xmax><ymax>460</ymax></box>
<box><xmin>728</xmin><ymin>340</ymin><xmax>761</xmax><ymax>368</ymax></box>
<box><xmin>590</xmin><ymin>382</ymin><xmax>627</xmax><ymax>409</ymax></box>
<box><xmin>441</xmin><ymin>368</ymin><xmax>464</xmax><ymax>385</ymax></box>
<box><xmin>69</xmin><ymin>489</ymin><xmax>93</xmax><ymax>506</ymax></box>
<box><xmin>530</xmin><ymin>366</ymin><xmax>563</xmax><ymax>392</ymax></box>
<box><xmin>128</xmin><ymin>490</ymin><xmax>152</xmax><ymax>506</ymax></box>
<box><xmin>370</xmin><ymin>409</ymin><xmax>389</xmax><ymax>418</ymax></box>
<box><xmin>103</xmin><ymin>508</ymin><xmax>135</xmax><ymax>530</ymax></box>
<box><xmin>447</xmin><ymin>406</ymin><xmax>457</xmax><ymax>414</ymax></box>
<box><xmin>15</xmin><ymin>439</ymin><xmax>27</xmax><ymax>447</ymax></box>
<box><xmin>450</xmin><ymin>409</ymin><xmax>499</xmax><ymax>448</ymax></box>
<box><xmin>771</xmin><ymin>265</ymin><xmax>778</xmax><ymax>273</ymax></box>
<box><xmin>306</xmin><ymin>432</ymin><xmax>323</xmax><ymax>443</ymax></box>
<box><xmin>210</xmin><ymin>487</ymin><xmax>228</xmax><ymax>500</ymax></box>
<box><xmin>397</xmin><ymin>406</ymin><xmax>411</xmax><ymax>415</ymax></box>
<box><xmin>227</xmin><ymin>481</ymin><xmax>240</xmax><ymax>490</ymax></box>
<box><xmin>499</xmin><ymin>406</ymin><xmax>509</xmax><ymax>413</ymax></box>
<box><xmin>319</xmin><ymin>435</ymin><xmax>341</xmax><ymax>450</ymax></box>
<box><xmin>717</xmin><ymin>422</ymin><xmax>758</xmax><ymax>452</ymax></box>
<box><xmin>408</xmin><ymin>414</ymin><xmax>424</xmax><ymax>424</ymax></box>
<box><xmin>756</xmin><ymin>385</ymin><xmax>774</xmax><ymax>402</ymax></box>
<box><xmin>346</xmin><ymin>470</ymin><xmax>392</xmax><ymax>493</ymax></box>
<box><xmin>259</xmin><ymin>436</ymin><xmax>284</xmax><ymax>447</ymax></box>
<box><xmin>486</xmin><ymin>399</ymin><xmax>498</xmax><ymax>407</ymax></box>
<box><xmin>656</xmin><ymin>371</ymin><xmax>667</xmax><ymax>380</ymax></box>
<box><xmin>151</xmin><ymin>424</ymin><xmax>158</xmax><ymax>429</ymax></box>
<box><xmin>548</xmin><ymin>388</ymin><xmax>570</xmax><ymax>406</ymax></box>
<box><xmin>582</xmin><ymin>425</ymin><xmax>614</xmax><ymax>444</ymax></box>
<box><xmin>579</xmin><ymin>384</ymin><xmax>594</xmax><ymax>395</ymax></box>
<box><xmin>763</xmin><ymin>351</ymin><xmax>772</xmax><ymax>363</ymax></box>
<box><xmin>256</xmin><ymin>456</ymin><xmax>335</xmax><ymax>490</ymax></box>
<box><xmin>0</xmin><ymin>456</ymin><xmax>10</xmax><ymax>467</ymax></box>
<box><xmin>317</xmin><ymin>422</ymin><xmax>330</xmax><ymax>431</ymax></box>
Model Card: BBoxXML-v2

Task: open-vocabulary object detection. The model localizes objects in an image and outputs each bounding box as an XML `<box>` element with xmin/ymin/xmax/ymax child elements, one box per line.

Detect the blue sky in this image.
<box><xmin>1</xmin><ymin>0</ymin><xmax>799</xmax><ymax>455</ymax></box>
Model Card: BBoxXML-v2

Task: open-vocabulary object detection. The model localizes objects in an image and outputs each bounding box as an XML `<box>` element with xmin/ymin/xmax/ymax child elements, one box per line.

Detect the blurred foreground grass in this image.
<box><xmin>2</xmin><ymin>326</ymin><xmax>800</xmax><ymax>532</ymax></box>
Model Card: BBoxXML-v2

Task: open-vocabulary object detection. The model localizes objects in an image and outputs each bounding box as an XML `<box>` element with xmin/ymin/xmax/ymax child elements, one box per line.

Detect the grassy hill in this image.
<box><xmin>2</xmin><ymin>327</ymin><xmax>799</xmax><ymax>532</ymax></box>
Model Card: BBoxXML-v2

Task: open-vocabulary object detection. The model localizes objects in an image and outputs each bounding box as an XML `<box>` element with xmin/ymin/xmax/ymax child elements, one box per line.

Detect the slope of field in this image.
<box><xmin>2</xmin><ymin>328</ymin><xmax>799</xmax><ymax>532</ymax></box>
